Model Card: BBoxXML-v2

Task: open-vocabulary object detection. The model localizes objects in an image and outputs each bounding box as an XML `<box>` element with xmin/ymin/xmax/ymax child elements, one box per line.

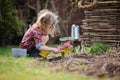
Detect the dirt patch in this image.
<box><xmin>46</xmin><ymin>51</ymin><xmax>120</xmax><ymax>78</ymax></box>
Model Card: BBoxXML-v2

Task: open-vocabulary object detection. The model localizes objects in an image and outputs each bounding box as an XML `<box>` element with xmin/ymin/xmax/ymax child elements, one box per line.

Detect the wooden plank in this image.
<box><xmin>82</xmin><ymin>22</ymin><xmax>110</xmax><ymax>25</ymax></box>
<box><xmin>80</xmin><ymin>35</ymin><xmax>120</xmax><ymax>37</ymax></box>
<box><xmin>95</xmin><ymin>6</ymin><xmax>120</xmax><ymax>9</ymax></box>
<box><xmin>98</xmin><ymin>1</ymin><xmax>119</xmax><ymax>4</ymax></box>
<box><xmin>97</xmin><ymin>1</ymin><xmax>120</xmax><ymax>7</ymax></box>
<box><xmin>82</xmin><ymin>19</ymin><xmax>120</xmax><ymax>23</ymax></box>
<box><xmin>83</xmin><ymin>40</ymin><xmax>120</xmax><ymax>43</ymax></box>
<box><xmin>83</xmin><ymin>32</ymin><xmax>119</xmax><ymax>35</ymax></box>
<box><xmin>82</xmin><ymin>23</ymin><xmax>120</xmax><ymax>26</ymax></box>
<box><xmin>81</xmin><ymin>32</ymin><xmax>120</xmax><ymax>35</ymax></box>
<box><xmin>86</xmin><ymin>13</ymin><xmax>120</xmax><ymax>16</ymax></box>
<box><xmin>81</xmin><ymin>25</ymin><xmax>120</xmax><ymax>29</ymax></box>
<box><xmin>85</xmin><ymin>16</ymin><xmax>120</xmax><ymax>20</ymax></box>
<box><xmin>85</xmin><ymin>15</ymin><xmax>119</xmax><ymax>19</ymax></box>
<box><xmin>80</xmin><ymin>37</ymin><xmax>120</xmax><ymax>40</ymax></box>
<box><xmin>86</xmin><ymin>37</ymin><xmax>120</xmax><ymax>40</ymax></box>
<box><xmin>82</xmin><ymin>28</ymin><xmax>120</xmax><ymax>31</ymax></box>
<box><xmin>86</xmin><ymin>9</ymin><xmax>120</xmax><ymax>13</ymax></box>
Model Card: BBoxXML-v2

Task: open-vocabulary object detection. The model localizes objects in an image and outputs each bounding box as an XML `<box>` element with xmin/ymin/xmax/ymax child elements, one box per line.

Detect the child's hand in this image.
<box><xmin>52</xmin><ymin>48</ymin><xmax>60</xmax><ymax>53</ymax></box>
<box><xmin>57</xmin><ymin>41</ymin><xmax>72</xmax><ymax>57</ymax></box>
<box><xmin>57</xmin><ymin>45</ymin><xmax>64</xmax><ymax>51</ymax></box>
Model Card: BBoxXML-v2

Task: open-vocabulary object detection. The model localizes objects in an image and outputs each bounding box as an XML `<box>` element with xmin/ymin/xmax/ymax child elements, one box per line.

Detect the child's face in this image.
<box><xmin>47</xmin><ymin>24</ymin><xmax>55</xmax><ymax>34</ymax></box>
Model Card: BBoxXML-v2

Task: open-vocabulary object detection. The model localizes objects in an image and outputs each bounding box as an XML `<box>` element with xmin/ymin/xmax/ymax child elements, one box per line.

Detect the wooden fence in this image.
<box><xmin>80</xmin><ymin>0</ymin><xmax>120</xmax><ymax>47</ymax></box>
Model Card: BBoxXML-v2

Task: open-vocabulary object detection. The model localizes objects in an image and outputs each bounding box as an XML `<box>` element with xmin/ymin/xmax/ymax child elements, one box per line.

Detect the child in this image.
<box><xmin>20</xmin><ymin>9</ymin><xmax>59</xmax><ymax>58</ymax></box>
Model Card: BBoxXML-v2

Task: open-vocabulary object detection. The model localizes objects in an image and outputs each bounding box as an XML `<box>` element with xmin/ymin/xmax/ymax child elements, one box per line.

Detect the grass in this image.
<box><xmin>0</xmin><ymin>45</ymin><xmax>108</xmax><ymax>80</ymax></box>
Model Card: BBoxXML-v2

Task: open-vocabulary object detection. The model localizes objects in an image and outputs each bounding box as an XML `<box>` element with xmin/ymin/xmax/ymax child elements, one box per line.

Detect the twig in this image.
<box><xmin>63</xmin><ymin>58</ymin><xmax>73</xmax><ymax>69</ymax></box>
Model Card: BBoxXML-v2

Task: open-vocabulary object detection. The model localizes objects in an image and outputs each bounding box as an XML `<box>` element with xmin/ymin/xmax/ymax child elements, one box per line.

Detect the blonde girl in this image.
<box><xmin>20</xmin><ymin>9</ymin><xmax>59</xmax><ymax>58</ymax></box>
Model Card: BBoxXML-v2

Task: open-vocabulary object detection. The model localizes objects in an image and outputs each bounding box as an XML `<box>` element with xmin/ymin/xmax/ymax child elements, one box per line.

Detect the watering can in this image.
<box><xmin>71</xmin><ymin>24</ymin><xmax>80</xmax><ymax>40</ymax></box>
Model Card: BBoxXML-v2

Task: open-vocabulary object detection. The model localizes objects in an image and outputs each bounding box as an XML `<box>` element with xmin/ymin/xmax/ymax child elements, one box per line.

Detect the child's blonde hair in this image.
<box><xmin>36</xmin><ymin>9</ymin><xmax>58</xmax><ymax>36</ymax></box>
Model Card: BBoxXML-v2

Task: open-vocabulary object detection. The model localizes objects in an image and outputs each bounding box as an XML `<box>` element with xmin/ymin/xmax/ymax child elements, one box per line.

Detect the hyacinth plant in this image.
<box><xmin>57</xmin><ymin>41</ymin><xmax>73</xmax><ymax>57</ymax></box>
<box><xmin>39</xmin><ymin>41</ymin><xmax>73</xmax><ymax>58</ymax></box>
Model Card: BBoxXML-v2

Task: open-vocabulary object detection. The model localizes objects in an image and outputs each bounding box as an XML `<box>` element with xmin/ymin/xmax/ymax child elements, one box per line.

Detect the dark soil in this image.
<box><xmin>46</xmin><ymin>50</ymin><xmax>120</xmax><ymax>78</ymax></box>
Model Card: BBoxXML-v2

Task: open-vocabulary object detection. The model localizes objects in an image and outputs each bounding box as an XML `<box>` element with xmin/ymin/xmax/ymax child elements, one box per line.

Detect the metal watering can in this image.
<box><xmin>71</xmin><ymin>24</ymin><xmax>80</xmax><ymax>40</ymax></box>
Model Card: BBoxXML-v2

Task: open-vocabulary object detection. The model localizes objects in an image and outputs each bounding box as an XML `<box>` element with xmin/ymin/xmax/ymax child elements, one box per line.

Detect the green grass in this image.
<box><xmin>0</xmin><ymin>46</ymin><xmax>108</xmax><ymax>80</ymax></box>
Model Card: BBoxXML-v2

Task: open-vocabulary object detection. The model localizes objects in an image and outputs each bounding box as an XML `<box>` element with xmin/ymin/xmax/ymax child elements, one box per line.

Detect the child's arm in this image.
<box><xmin>39</xmin><ymin>45</ymin><xmax>59</xmax><ymax>53</ymax></box>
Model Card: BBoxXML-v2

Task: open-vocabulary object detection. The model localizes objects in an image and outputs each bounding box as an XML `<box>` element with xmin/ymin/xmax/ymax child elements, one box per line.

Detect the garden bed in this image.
<box><xmin>38</xmin><ymin>49</ymin><xmax>120</xmax><ymax>78</ymax></box>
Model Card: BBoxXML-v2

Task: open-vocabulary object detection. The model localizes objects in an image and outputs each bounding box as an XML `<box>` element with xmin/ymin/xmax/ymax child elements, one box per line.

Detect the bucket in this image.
<box><xmin>39</xmin><ymin>50</ymin><xmax>50</xmax><ymax>58</ymax></box>
<box><xmin>12</xmin><ymin>48</ymin><xmax>27</xmax><ymax>57</ymax></box>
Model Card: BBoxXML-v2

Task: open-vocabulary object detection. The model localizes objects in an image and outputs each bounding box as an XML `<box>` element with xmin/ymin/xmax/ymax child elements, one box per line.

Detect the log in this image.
<box><xmin>82</xmin><ymin>28</ymin><xmax>119</xmax><ymax>32</ymax></box>
<box><xmin>82</xmin><ymin>40</ymin><xmax>120</xmax><ymax>43</ymax></box>
<box><xmin>85</xmin><ymin>13</ymin><xmax>120</xmax><ymax>16</ymax></box>
<box><xmin>98</xmin><ymin>1</ymin><xmax>119</xmax><ymax>4</ymax></box>
<box><xmin>82</xmin><ymin>32</ymin><xmax>119</xmax><ymax>35</ymax></box>
<box><xmin>80</xmin><ymin>37</ymin><xmax>120</xmax><ymax>40</ymax></box>
<box><xmin>82</xmin><ymin>19</ymin><xmax>120</xmax><ymax>23</ymax></box>
<box><xmin>81</xmin><ymin>34</ymin><xmax>120</xmax><ymax>37</ymax></box>
<box><xmin>81</xmin><ymin>25</ymin><xmax>120</xmax><ymax>29</ymax></box>
<box><xmin>85</xmin><ymin>16</ymin><xmax>120</xmax><ymax>19</ymax></box>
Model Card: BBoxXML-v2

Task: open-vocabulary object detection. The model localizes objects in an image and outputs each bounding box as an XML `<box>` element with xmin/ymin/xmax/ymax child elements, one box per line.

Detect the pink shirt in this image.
<box><xmin>20</xmin><ymin>27</ymin><xmax>43</xmax><ymax>51</ymax></box>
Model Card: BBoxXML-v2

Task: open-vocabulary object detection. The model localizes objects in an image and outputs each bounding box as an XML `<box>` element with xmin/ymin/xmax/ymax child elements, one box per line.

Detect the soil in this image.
<box><xmin>37</xmin><ymin>49</ymin><xmax>120</xmax><ymax>79</ymax></box>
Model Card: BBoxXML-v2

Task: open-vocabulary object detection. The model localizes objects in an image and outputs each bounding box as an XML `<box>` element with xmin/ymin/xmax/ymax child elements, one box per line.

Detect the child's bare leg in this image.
<box><xmin>41</xmin><ymin>35</ymin><xmax>49</xmax><ymax>45</ymax></box>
